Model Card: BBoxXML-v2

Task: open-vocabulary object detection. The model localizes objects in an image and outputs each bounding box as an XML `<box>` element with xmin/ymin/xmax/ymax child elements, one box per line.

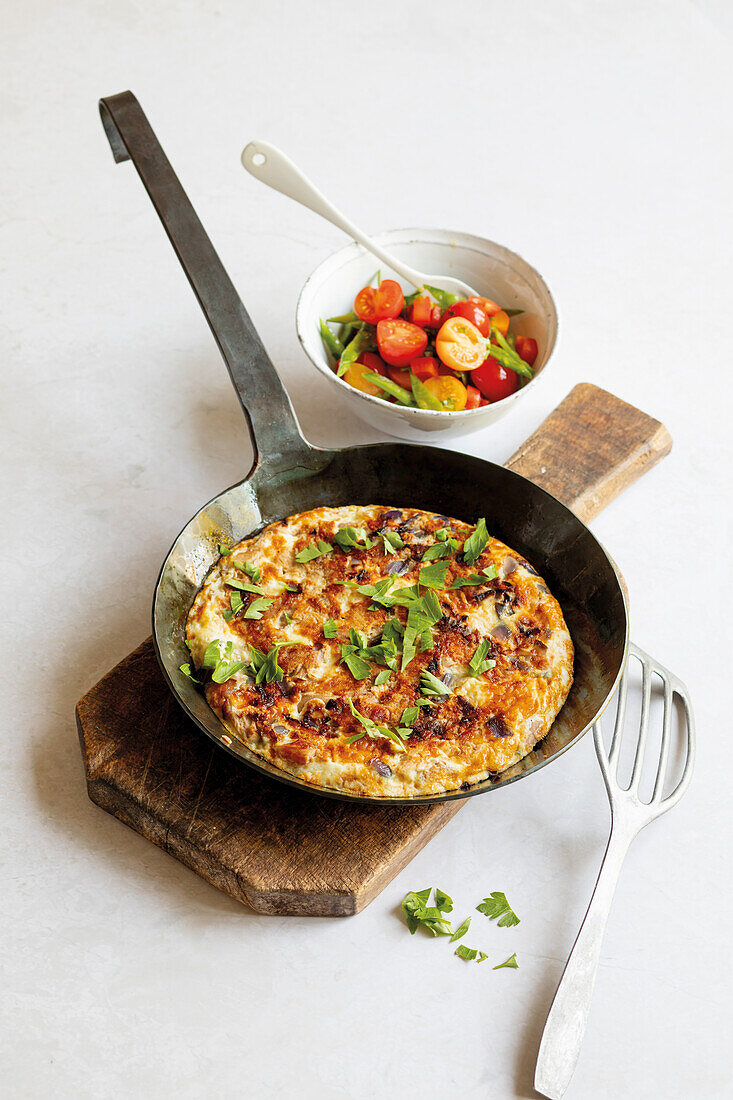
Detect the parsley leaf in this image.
<box><xmin>420</xmin><ymin>668</ymin><xmax>452</xmax><ymax>697</ymax></box>
<box><xmin>401</xmin><ymin>889</ymin><xmax>432</xmax><ymax>934</ymax></box>
<box><xmin>234</xmin><ymin>559</ymin><xmax>261</xmax><ymax>583</ymax></box>
<box><xmin>333</xmin><ymin>526</ymin><xmax>373</xmax><ymax>552</ymax></box>
<box><xmin>455</xmin><ymin>945</ymin><xmax>488</xmax><ymax>963</ymax></box>
<box><xmin>225</xmin><ymin>577</ymin><xmax>265</xmax><ymax>594</ymax></box>
<box><xmin>450</xmin><ymin>916</ymin><xmax>471</xmax><ymax>942</ymax></box>
<box><xmin>421</xmin><ymin>541</ymin><xmax>456</xmax><ymax>562</ymax></box>
<box><xmin>243</xmin><ymin>596</ymin><xmax>273</xmax><ymax>620</ymax></box>
<box><xmin>469</xmin><ymin>640</ymin><xmax>496</xmax><ymax>676</ymax></box>
<box><xmin>400</xmin><ymin>699</ymin><xmax>433</xmax><ymax>727</ymax></box>
<box><xmin>323</xmin><ymin>618</ymin><xmax>338</xmax><ymax>639</ymax></box>
<box><xmin>203</xmin><ymin>640</ymin><xmax>245</xmax><ymax>684</ymax></box>
<box><xmin>179</xmin><ymin>663</ymin><xmax>200</xmax><ymax>683</ymax></box>
<box><xmin>463</xmin><ymin>518</ymin><xmax>490</xmax><ymax>565</ymax></box>
<box><xmin>419</xmin><ymin>559</ymin><xmax>451</xmax><ymax>589</ymax></box>
<box><xmin>450</xmin><ymin>573</ymin><xmax>488</xmax><ymax>589</ymax></box>
<box><xmin>435</xmin><ymin>888</ymin><xmax>453</xmax><ymax>913</ymax></box>
<box><xmin>251</xmin><ymin>643</ymin><xmax>289</xmax><ymax>685</ymax></box>
<box><xmin>382</xmin><ymin>614</ymin><xmax>404</xmax><ymax>648</ymax></box>
<box><xmin>381</xmin><ymin>530</ymin><xmax>404</xmax><ymax>554</ymax></box>
<box><xmin>340</xmin><ymin>646</ymin><xmax>372</xmax><ymax>680</ymax></box>
<box><xmin>401</xmin><ymin>593</ymin><xmax>442</xmax><ymax>670</ymax></box>
<box><xmin>202</xmin><ymin>639</ymin><xmax>223</xmax><ymax>668</ymax></box>
<box><xmin>211</xmin><ymin>658</ymin><xmax>245</xmax><ymax>684</ymax></box>
<box><xmin>493</xmin><ymin>953</ymin><xmax>519</xmax><ymax>970</ymax></box>
<box><xmin>223</xmin><ymin>591</ymin><xmax>244</xmax><ymax>621</ymax></box>
<box><xmin>346</xmin><ymin>700</ymin><xmax>408</xmax><ymax>751</ymax></box>
<box><xmin>346</xmin><ymin>575</ymin><xmax>396</xmax><ymax>606</ymax></box>
<box><xmin>295</xmin><ymin>540</ymin><xmax>333</xmax><ymax>564</ymax></box>
<box><xmin>400</xmin><ymin>888</ymin><xmax>453</xmax><ymax>936</ymax></box>
<box><xmin>363</xmin><ymin>637</ymin><xmax>400</xmax><ymax>671</ymax></box>
<box><xmin>476</xmin><ymin>891</ymin><xmax>520</xmax><ymax>927</ymax></box>
<box><xmin>374</xmin><ymin>670</ymin><xmax>391</xmax><ymax>686</ymax></box>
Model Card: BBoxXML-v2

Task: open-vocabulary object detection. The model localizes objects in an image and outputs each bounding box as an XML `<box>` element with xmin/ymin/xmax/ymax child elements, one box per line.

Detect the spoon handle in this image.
<box><xmin>241</xmin><ymin>141</ymin><xmax>426</xmax><ymax>290</ymax></box>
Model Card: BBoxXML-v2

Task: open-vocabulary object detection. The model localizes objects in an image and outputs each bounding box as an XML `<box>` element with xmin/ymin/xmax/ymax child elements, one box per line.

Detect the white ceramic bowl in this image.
<box><xmin>296</xmin><ymin>228</ymin><xmax>558</xmax><ymax>441</ymax></box>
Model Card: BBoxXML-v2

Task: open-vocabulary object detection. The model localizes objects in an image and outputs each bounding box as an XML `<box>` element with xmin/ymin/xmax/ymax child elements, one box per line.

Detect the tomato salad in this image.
<box><xmin>319</xmin><ymin>278</ymin><xmax>538</xmax><ymax>412</ymax></box>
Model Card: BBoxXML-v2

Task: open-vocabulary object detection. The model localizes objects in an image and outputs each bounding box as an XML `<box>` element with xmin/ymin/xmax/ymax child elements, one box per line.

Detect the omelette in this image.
<box><xmin>184</xmin><ymin>505</ymin><xmax>574</xmax><ymax>797</ymax></box>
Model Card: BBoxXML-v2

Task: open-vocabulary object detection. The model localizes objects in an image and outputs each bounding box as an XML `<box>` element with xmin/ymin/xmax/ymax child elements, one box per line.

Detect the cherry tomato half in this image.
<box><xmin>354</xmin><ymin>279</ymin><xmax>404</xmax><ymax>324</ymax></box>
<box><xmin>443</xmin><ymin>299</ymin><xmax>492</xmax><ymax>337</ymax></box>
<box><xmin>515</xmin><ymin>336</ymin><xmax>538</xmax><ymax>367</ymax></box>
<box><xmin>471</xmin><ymin>354</ymin><xmax>519</xmax><ymax>402</ymax></box>
<box><xmin>342</xmin><ymin>354</ymin><xmax>386</xmax><ymax>396</ymax></box>
<box><xmin>470</xmin><ymin>296</ymin><xmax>502</xmax><ymax>317</ymax></box>
<box><xmin>376</xmin><ymin>319</ymin><xmax>428</xmax><ymax>368</ymax></box>
<box><xmin>409</xmin><ymin>296</ymin><xmax>433</xmax><ymax>327</ymax></box>
<box><xmin>490</xmin><ymin>309</ymin><xmax>510</xmax><ymax>336</ymax></box>
<box><xmin>435</xmin><ymin>317</ymin><xmax>487</xmax><ymax>371</ymax></box>
<box><xmin>464</xmin><ymin>384</ymin><xmax>482</xmax><ymax>410</ymax></box>
<box><xmin>423</xmin><ymin>375</ymin><xmax>468</xmax><ymax>411</ymax></box>
<box><xmin>410</xmin><ymin>356</ymin><xmax>440</xmax><ymax>381</ymax></box>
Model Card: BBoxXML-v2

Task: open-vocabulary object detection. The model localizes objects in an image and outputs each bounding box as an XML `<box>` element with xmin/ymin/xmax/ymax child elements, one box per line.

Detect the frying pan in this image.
<box><xmin>99</xmin><ymin>91</ymin><xmax>628</xmax><ymax>806</ymax></box>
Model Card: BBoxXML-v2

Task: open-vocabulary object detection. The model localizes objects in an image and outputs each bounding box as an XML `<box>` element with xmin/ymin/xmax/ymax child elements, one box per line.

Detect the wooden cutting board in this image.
<box><xmin>76</xmin><ymin>384</ymin><xmax>671</xmax><ymax>916</ymax></box>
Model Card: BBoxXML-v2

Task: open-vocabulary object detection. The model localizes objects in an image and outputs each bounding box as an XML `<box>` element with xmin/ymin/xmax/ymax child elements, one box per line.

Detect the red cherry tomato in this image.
<box><xmin>409</xmin><ymin>296</ymin><xmax>433</xmax><ymax>327</ymax></box>
<box><xmin>469</xmin><ymin>296</ymin><xmax>502</xmax><ymax>317</ymax></box>
<box><xmin>472</xmin><ymin>354</ymin><xmax>520</xmax><ymax>402</ymax></box>
<box><xmin>410</xmin><ymin>356</ymin><xmax>440</xmax><ymax>381</ymax></box>
<box><xmin>436</xmin><ymin>358</ymin><xmax>458</xmax><ymax>377</ymax></box>
<box><xmin>387</xmin><ymin>365</ymin><xmax>411</xmax><ymax>389</ymax></box>
<box><xmin>376</xmin><ymin>319</ymin><xmax>428</xmax><ymax>367</ymax></box>
<box><xmin>354</xmin><ymin>279</ymin><xmax>404</xmax><ymax>324</ymax></box>
<box><xmin>464</xmin><ymin>384</ymin><xmax>482</xmax><ymax>410</ymax></box>
<box><xmin>515</xmin><ymin>336</ymin><xmax>538</xmax><ymax>367</ymax></box>
<box><xmin>358</xmin><ymin>351</ymin><xmax>388</xmax><ymax>376</ymax></box>
<box><xmin>426</xmin><ymin>304</ymin><xmax>445</xmax><ymax>329</ymax></box>
<box><xmin>443</xmin><ymin>299</ymin><xmax>492</xmax><ymax>337</ymax></box>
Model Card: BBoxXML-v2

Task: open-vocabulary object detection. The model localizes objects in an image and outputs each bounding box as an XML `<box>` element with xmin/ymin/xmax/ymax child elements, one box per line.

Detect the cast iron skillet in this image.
<box><xmin>99</xmin><ymin>91</ymin><xmax>628</xmax><ymax>806</ymax></box>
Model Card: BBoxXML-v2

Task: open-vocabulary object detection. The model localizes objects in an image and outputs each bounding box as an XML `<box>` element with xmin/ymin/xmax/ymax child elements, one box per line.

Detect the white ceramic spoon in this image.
<box><xmin>241</xmin><ymin>141</ymin><xmax>480</xmax><ymax>299</ymax></box>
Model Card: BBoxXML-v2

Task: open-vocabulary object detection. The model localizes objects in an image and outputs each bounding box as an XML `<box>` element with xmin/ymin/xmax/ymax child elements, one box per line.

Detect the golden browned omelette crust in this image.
<box><xmin>185</xmin><ymin>506</ymin><xmax>574</xmax><ymax>797</ymax></box>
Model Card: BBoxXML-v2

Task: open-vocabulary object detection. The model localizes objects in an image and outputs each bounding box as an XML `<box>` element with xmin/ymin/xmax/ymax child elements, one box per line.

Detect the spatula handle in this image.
<box><xmin>535</xmin><ymin>825</ymin><xmax>632</xmax><ymax>1099</ymax></box>
<box><xmin>99</xmin><ymin>91</ymin><xmax>319</xmax><ymax>479</ymax></box>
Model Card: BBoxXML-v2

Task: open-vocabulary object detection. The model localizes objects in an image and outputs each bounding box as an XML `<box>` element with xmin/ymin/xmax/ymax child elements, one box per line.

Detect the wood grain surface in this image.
<box><xmin>76</xmin><ymin>384</ymin><xmax>671</xmax><ymax>916</ymax></box>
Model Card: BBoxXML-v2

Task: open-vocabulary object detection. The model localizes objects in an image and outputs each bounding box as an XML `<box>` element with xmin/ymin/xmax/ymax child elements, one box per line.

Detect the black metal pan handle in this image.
<box><xmin>99</xmin><ymin>91</ymin><xmax>316</xmax><ymax>477</ymax></box>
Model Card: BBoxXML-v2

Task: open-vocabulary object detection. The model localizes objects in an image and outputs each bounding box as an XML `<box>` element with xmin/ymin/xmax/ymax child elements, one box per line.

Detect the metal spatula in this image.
<box><xmin>535</xmin><ymin>642</ymin><xmax>695</xmax><ymax>1098</ymax></box>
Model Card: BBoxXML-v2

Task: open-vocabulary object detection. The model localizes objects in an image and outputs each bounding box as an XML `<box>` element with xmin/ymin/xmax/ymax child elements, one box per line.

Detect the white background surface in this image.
<box><xmin>2</xmin><ymin>2</ymin><xmax>732</xmax><ymax>1097</ymax></box>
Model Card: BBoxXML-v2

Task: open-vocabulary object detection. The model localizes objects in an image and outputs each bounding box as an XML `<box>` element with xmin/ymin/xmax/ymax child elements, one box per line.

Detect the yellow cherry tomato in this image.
<box><xmin>490</xmin><ymin>310</ymin><xmax>510</xmax><ymax>336</ymax></box>
<box><xmin>423</xmin><ymin>374</ymin><xmax>468</xmax><ymax>411</ymax></box>
<box><xmin>435</xmin><ymin>317</ymin><xmax>487</xmax><ymax>371</ymax></box>
<box><xmin>342</xmin><ymin>358</ymin><xmax>384</xmax><ymax>396</ymax></box>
